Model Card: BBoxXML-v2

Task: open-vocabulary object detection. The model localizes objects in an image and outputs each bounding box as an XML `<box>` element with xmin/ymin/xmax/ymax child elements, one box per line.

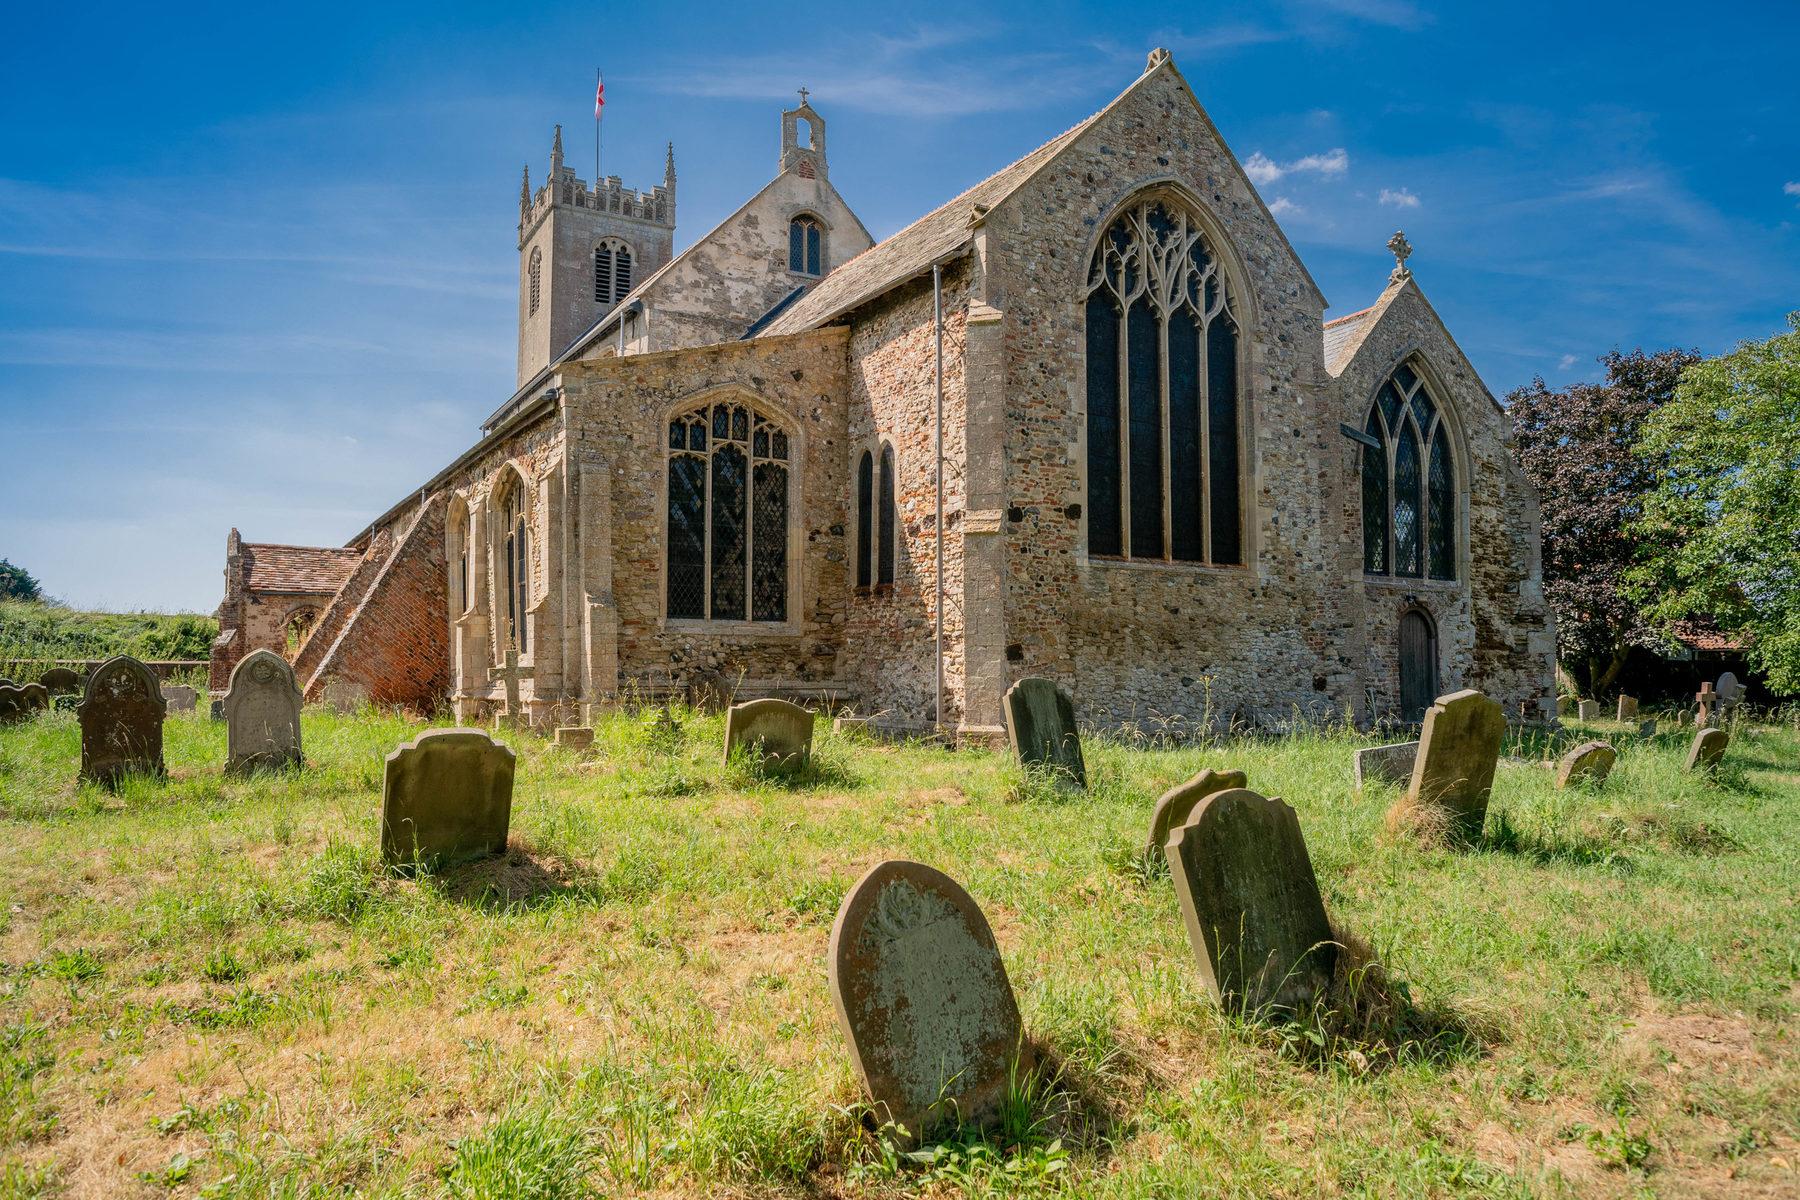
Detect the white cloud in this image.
<box><xmin>1379</xmin><ymin>187</ymin><xmax>1421</xmax><ymax>209</ymax></box>
<box><xmin>1268</xmin><ymin>197</ymin><xmax>1303</xmax><ymax>217</ymax></box>
<box><xmin>1244</xmin><ymin>147</ymin><xmax>1348</xmax><ymax>187</ymax></box>
<box><xmin>1786</xmin><ymin>181</ymin><xmax>1800</xmax><ymax>204</ymax></box>
<box><xmin>1558</xmin><ymin>354</ymin><xmax>1579</xmax><ymax>370</ymax></box>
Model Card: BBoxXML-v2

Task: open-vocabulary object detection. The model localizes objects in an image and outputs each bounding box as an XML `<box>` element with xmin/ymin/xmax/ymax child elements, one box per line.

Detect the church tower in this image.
<box><xmin>516</xmin><ymin>125</ymin><xmax>677</xmax><ymax>386</ymax></box>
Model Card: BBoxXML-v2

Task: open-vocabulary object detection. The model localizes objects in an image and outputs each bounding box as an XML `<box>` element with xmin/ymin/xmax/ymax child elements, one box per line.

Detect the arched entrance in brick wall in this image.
<box><xmin>1398</xmin><ymin>607</ymin><xmax>1438</xmax><ymax>723</ymax></box>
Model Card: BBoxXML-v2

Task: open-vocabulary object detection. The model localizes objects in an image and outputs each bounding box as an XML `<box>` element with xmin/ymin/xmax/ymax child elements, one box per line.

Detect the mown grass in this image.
<box><xmin>0</xmin><ymin>702</ymin><xmax>1795</xmax><ymax>1197</ymax></box>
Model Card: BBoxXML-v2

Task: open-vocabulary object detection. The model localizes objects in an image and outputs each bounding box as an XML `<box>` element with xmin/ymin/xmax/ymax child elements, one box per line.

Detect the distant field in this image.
<box><xmin>0</xmin><ymin>706</ymin><xmax>1795</xmax><ymax>1198</ymax></box>
<box><xmin>0</xmin><ymin>603</ymin><xmax>216</xmax><ymax>676</ymax></box>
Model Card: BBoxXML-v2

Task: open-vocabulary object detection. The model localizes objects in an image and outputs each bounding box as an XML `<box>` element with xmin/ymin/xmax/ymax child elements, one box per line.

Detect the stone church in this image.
<box><xmin>210</xmin><ymin>49</ymin><xmax>1556</xmax><ymax>734</ymax></box>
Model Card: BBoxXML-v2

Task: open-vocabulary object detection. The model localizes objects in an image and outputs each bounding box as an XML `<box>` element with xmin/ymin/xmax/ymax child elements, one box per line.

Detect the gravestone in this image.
<box><xmin>1617</xmin><ymin>695</ymin><xmax>1639</xmax><ymax>721</ymax></box>
<box><xmin>209</xmin><ymin>698</ymin><xmax>224</xmax><ymax>721</ymax></box>
<box><xmin>0</xmin><ymin>683</ymin><xmax>48</xmax><ymax>724</ymax></box>
<box><xmin>77</xmin><ymin>656</ymin><xmax>166</xmax><ymax>785</ymax></box>
<box><xmin>222</xmin><ymin>649</ymin><xmax>303</xmax><ymax>774</ymax></box>
<box><xmin>723</xmin><ymin>698</ymin><xmax>814</xmax><ymax>769</ymax></box>
<box><xmin>1395</xmin><ymin>689</ymin><xmax>1506</xmax><ymax>843</ymax></box>
<box><xmin>1716</xmin><ymin>672</ymin><xmax>1744</xmax><ymax>711</ymax></box>
<box><xmin>38</xmin><ymin>667</ymin><xmax>81</xmax><ymax>696</ymax></box>
<box><xmin>488</xmin><ymin>647</ymin><xmax>534</xmax><ymax>730</ymax></box>
<box><xmin>1145</xmin><ymin>768</ymin><xmax>1248</xmax><ymax>861</ymax></box>
<box><xmin>1555</xmin><ymin>740</ymin><xmax>1617</xmax><ymax>789</ymax></box>
<box><xmin>1001</xmin><ymin>678</ymin><xmax>1086</xmax><ymax>788</ymax></box>
<box><xmin>1576</xmin><ymin>699</ymin><xmax>1599</xmax><ymax>721</ymax></box>
<box><xmin>380</xmin><ymin>728</ymin><xmax>515</xmax><ymax>866</ymax></box>
<box><xmin>1164</xmin><ymin>788</ymin><xmax>1338</xmax><ymax>1014</ymax></box>
<box><xmin>160</xmin><ymin>684</ymin><xmax>198</xmax><ymax>713</ymax></box>
<box><xmin>554</xmin><ymin>726</ymin><xmax>594</xmax><ymax>750</ymax></box>
<box><xmin>1694</xmin><ymin>682</ymin><xmax>1717</xmax><ymax>728</ymax></box>
<box><xmin>834</xmin><ymin>715</ymin><xmax>875</xmax><ymax>739</ymax></box>
<box><xmin>1675</xmin><ymin>706</ymin><xmax>1691</xmax><ymax>728</ymax></box>
<box><xmin>321</xmin><ymin>678</ymin><xmax>369</xmax><ymax>715</ymax></box>
<box><xmin>1685</xmin><ymin>728</ymin><xmax>1729</xmax><ymax>772</ymax></box>
<box><xmin>1639</xmin><ymin>718</ymin><xmax>1657</xmax><ymax>739</ymax></box>
<box><xmin>687</xmin><ymin>668</ymin><xmax>732</xmax><ymax>713</ymax></box>
<box><xmin>1353</xmin><ymin>741</ymin><xmax>1418</xmax><ymax>790</ymax></box>
<box><xmin>829</xmin><ymin>860</ymin><xmax>1027</xmax><ymax>1139</ymax></box>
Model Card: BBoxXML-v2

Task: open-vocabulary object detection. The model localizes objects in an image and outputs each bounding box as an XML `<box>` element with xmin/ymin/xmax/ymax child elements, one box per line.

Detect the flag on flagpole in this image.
<box><xmin>594</xmin><ymin>73</ymin><xmax>605</xmax><ymax>120</ymax></box>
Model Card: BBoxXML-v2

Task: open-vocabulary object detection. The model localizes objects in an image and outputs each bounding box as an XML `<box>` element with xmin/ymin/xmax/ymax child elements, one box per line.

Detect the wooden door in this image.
<box><xmin>1398</xmin><ymin>610</ymin><xmax>1437</xmax><ymax>723</ymax></box>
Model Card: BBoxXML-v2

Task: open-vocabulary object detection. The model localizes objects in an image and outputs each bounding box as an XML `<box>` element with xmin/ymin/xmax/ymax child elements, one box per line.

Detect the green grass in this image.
<box><xmin>0</xmin><ymin>702</ymin><xmax>1796</xmax><ymax>1197</ymax></box>
<box><xmin>0</xmin><ymin>602</ymin><xmax>216</xmax><ymax>674</ymax></box>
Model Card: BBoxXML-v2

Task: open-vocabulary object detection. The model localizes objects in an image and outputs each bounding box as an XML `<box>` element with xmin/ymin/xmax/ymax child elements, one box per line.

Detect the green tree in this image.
<box><xmin>0</xmin><ymin>559</ymin><xmax>42</xmax><ymax>603</ymax></box>
<box><xmin>1509</xmin><ymin>347</ymin><xmax>1697</xmax><ymax>695</ymax></box>
<box><xmin>1633</xmin><ymin>313</ymin><xmax>1800</xmax><ymax>692</ymax></box>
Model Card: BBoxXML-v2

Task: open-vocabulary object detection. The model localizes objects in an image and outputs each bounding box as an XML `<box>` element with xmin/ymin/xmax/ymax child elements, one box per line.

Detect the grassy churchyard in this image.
<box><xmin>0</xmin><ymin>702</ymin><xmax>1796</xmax><ymax>1198</ymax></box>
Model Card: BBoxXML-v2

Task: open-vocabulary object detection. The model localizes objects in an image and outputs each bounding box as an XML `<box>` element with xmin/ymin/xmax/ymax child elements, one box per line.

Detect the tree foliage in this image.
<box><xmin>0</xmin><ymin>559</ymin><xmax>41</xmax><ymax>603</ymax></box>
<box><xmin>1632</xmin><ymin>313</ymin><xmax>1800</xmax><ymax>693</ymax></box>
<box><xmin>1509</xmin><ymin>347</ymin><xmax>1699</xmax><ymax>694</ymax></box>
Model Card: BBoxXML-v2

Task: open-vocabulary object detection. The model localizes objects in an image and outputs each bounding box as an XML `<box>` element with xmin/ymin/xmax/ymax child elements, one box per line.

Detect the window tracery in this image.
<box><xmin>667</xmin><ymin>401</ymin><xmax>791</xmax><ymax>622</ymax></box>
<box><xmin>789</xmin><ymin>216</ymin><xmax>822</xmax><ymax>276</ymax></box>
<box><xmin>1361</xmin><ymin>361</ymin><xmax>1456</xmax><ymax>580</ymax></box>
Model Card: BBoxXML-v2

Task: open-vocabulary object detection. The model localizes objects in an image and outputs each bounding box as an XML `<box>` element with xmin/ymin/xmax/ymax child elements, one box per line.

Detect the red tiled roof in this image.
<box><xmin>240</xmin><ymin>543</ymin><xmax>362</xmax><ymax>595</ymax></box>
<box><xmin>1671</xmin><ymin>620</ymin><xmax>1746</xmax><ymax>653</ymax></box>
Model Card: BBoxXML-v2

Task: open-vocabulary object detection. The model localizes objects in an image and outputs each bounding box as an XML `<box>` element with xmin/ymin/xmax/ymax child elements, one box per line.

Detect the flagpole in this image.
<box><xmin>594</xmin><ymin>68</ymin><xmax>602</xmax><ymax>186</ymax></box>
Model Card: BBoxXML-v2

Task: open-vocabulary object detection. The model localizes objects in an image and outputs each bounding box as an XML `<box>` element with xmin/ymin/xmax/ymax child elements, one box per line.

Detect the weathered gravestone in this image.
<box><xmin>1164</xmin><ymin>788</ymin><xmax>1338</xmax><ymax>1014</ymax></box>
<box><xmin>1577</xmin><ymin>699</ymin><xmax>1600</xmax><ymax>721</ymax></box>
<box><xmin>829</xmin><ymin>860</ymin><xmax>1027</xmax><ymax>1138</ymax></box>
<box><xmin>78</xmin><ymin>656</ymin><xmax>166</xmax><ymax>785</ymax></box>
<box><xmin>1393</xmin><ymin>689</ymin><xmax>1506</xmax><ymax>843</ymax></box>
<box><xmin>223</xmin><ymin>649</ymin><xmax>303</xmax><ymax>774</ymax></box>
<box><xmin>1145</xmin><ymin>768</ymin><xmax>1248</xmax><ymax>862</ymax></box>
<box><xmin>1694</xmin><ymin>683</ymin><xmax>1717</xmax><ymax>728</ymax></box>
<box><xmin>0</xmin><ymin>683</ymin><xmax>48</xmax><ymax>724</ymax></box>
<box><xmin>554</xmin><ymin>726</ymin><xmax>594</xmax><ymax>750</ymax></box>
<box><xmin>1555</xmin><ymin>740</ymin><xmax>1617</xmax><ymax>789</ymax></box>
<box><xmin>1353</xmin><ymin>741</ymin><xmax>1418</xmax><ymax>791</ymax></box>
<box><xmin>38</xmin><ymin>667</ymin><xmax>81</xmax><ymax>696</ymax></box>
<box><xmin>723</xmin><ymin>698</ymin><xmax>814</xmax><ymax>769</ymax></box>
<box><xmin>380</xmin><ymin>728</ymin><xmax>515</xmax><ymax>866</ymax></box>
<box><xmin>488</xmin><ymin>647</ymin><xmax>534</xmax><ymax>730</ymax></box>
<box><xmin>1716</xmin><ymin>671</ymin><xmax>1744</xmax><ymax>712</ymax></box>
<box><xmin>687</xmin><ymin>668</ymin><xmax>732</xmax><ymax>714</ymax></box>
<box><xmin>1617</xmin><ymin>695</ymin><xmax>1639</xmax><ymax>721</ymax></box>
<box><xmin>1639</xmin><ymin>718</ymin><xmax>1658</xmax><ymax>739</ymax></box>
<box><xmin>1685</xmin><ymin>728</ymin><xmax>1729</xmax><ymax>772</ymax></box>
<box><xmin>1001</xmin><ymin>678</ymin><xmax>1086</xmax><ymax>788</ymax></box>
<box><xmin>321</xmin><ymin>678</ymin><xmax>369</xmax><ymax>715</ymax></box>
<box><xmin>160</xmin><ymin>684</ymin><xmax>198</xmax><ymax>713</ymax></box>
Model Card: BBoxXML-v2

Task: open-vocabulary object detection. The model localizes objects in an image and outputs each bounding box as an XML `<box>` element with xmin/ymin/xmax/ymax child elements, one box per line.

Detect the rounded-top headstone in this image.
<box><xmin>381</xmin><ymin>728</ymin><xmax>516</xmax><ymax>866</ymax></box>
<box><xmin>723</xmin><ymin>698</ymin><xmax>814</xmax><ymax>769</ymax></box>
<box><xmin>1715</xmin><ymin>672</ymin><xmax>1743</xmax><ymax>704</ymax></box>
<box><xmin>1685</xmin><ymin>728</ymin><xmax>1729</xmax><ymax>772</ymax></box>
<box><xmin>77</xmin><ymin>655</ymin><xmax>167</xmax><ymax>785</ymax></box>
<box><xmin>1555</xmin><ymin>740</ymin><xmax>1617</xmax><ymax>789</ymax></box>
<box><xmin>38</xmin><ymin>667</ymin><xmax>81</xmax><ymax>696</ymax></box>
<box><xmin>829</xmin><ymin>860</ymin><xmax>1026</xmax><ymax>1139</ymax></box>
<box><xmin>1001</xmin><ymin>677</ymin><xmax>1086</xmax><ymax>788</ymax></box>
<box><xmin>1145</xmin><ymin>767</ymin><xmax>1248</xmax><ymax>861</ymax></box>
<box><xmin>1399</xmin><ymin>689</ymin><xmax>1506</xmax><ymax>843</ymax></box>
<box><xmin>223</xmin><ymin>649</ymin><xmax>304</xmax><ymax>774</ymax></box>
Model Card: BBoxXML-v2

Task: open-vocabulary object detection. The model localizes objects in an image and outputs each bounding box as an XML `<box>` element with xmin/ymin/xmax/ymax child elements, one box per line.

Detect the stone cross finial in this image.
<box><xmin>1387</xmin><ymin>230</ymin><xmax>1413</xmax><ymax>282</ymax></box>
<box><xmin>488</xmin><ymin>646</ymin><xmax>535</xmax><ymax>729</ymax></box>
<box><xmin>797</xmin><ymin>87</ymin><xmax>809</xmax><ymax>106</ymax></box>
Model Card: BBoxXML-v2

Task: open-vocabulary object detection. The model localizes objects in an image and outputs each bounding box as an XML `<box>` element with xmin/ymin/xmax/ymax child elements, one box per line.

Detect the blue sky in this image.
<box><xmin>2</xmin><ymin>0</ymin><xmax>1796</xmax><ymax>611</ymax></box>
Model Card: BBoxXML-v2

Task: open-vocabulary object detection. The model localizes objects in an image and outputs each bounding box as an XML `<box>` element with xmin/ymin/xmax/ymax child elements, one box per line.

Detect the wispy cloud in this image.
<box><xmin>1379</xmin><ymin>187</ymin><xmax>1420</xmax><ymax>208</ymax></box>
<box><xmin>1268</xmin><ymin>197</ymin><xmax>1303</xmax><ymax>217</ymax></box>
<box><xmin>1558</xmin><ymin>354</ymin><xmax>1579</xmax><ymax>370</ymax></box>
<box><xmin>1243</xmin><ymin>147</ymin><xmax>1349</xmax><ymax>186</ymax></box>
<box><xmin>1786</xmin><ymin>181</ymin><xmax>1800</xmax><ymax>204</ymax></box>
<box><xmin>1296</xmin><ymin>0</ymin><xmax>1434</xmax><ymax>31</ymax></box>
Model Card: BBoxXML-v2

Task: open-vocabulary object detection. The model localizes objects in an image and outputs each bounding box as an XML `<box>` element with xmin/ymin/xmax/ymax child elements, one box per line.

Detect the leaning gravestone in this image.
<box><xmin>1576</xmin><ymin>699</ymin><xmax>1599</xmax><ymax>721</ymax></box>
<box><xmin>1002</xmin><ymin>678</ymin><xmax>1086</xmax><ymax>788</ymax></box>
<box><xmin>723</xmin><ymin>698</ymin><xmax>814</xmax><ymax>769</ymax></box>
<box><xmin>1394</xmin><ymin>689</ymin><xmax>1506</xmax><ymax>844</ymax></box>
<box><xmin>78</xmin><ymin>656</ymin><xmax>166</xmax><ymax>786</ymax></box>
<box><xmin>1685</xmin><ymin>728</ymin><xmax>1729</xmax><ymax>772</ymax></box>
<box><xmin>380</xmin><ymin>728</ymin><xmax>515</xmax><ymax>866</ymax></box>
<box><xmin>830</xmin><ymin>860</ymin><xmax>1027</xmax><ymax>1139</ymax></box>
<box><xmin>321</xmin><ymin>678</ymin><xmax>369</xmax><ymax>715</ymax></box>
<box><xmin>38</xmin><ymin>667</ymin><xmax>81</xmax><ymax>696</ymax></box>
<box><xmin>1353</xmin><ymin>741</ymin><xmax>1418</xmax><ymax>791</ymax></box>
<box><xmin>1555</xmin><ymin>740</ymin><xmax>1617</xmax><ymax>789</ymax></box>
<box><xmin>1145</xmin><ymin>768</ymin><xmax>1248</xmax><ymax>862</ymax></box>
<box><xmin>1164</xmin><ymin>788</ymin><xmax>1338</xmax><ymax>1014</ymax></box>
<box><xmin>1639</xmin><ymin>718</ymin><xmax>1658</xmax><ymax>739</ymax></box>
<box><xmin>160</xmin><ymin>684</ymin><xmax>198</xmax><ymax>713</ymax></box>
<box><xmin>1617</xmin><ymin>695</ymin><xmax>1639</xmax><ymax>721</ymax></box>
<box><xmin>687</xmin><ymin>668</ymin><xmax>732</xmax><ymax>714</ymax></box>
<box><xmin>222</xmin><ymin>649</ymin><xmax>303</xmax><ymax>774</ymax></box>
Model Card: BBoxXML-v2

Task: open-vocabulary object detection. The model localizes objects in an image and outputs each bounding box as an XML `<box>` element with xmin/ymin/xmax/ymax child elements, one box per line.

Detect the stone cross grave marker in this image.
<box><xmin>1694</xmin><ymin>682</ymin><xmax>1717</xmax><ymax>728</ymax></box>
<box><xmin>1556</xmin><ymin>740</ymin><xmax>1617</xmax><ymax>789</ymax></box>
<box><xmin>1353</xmin><ymin>741</ymin><xmax>1418</xmax><ymax>791</ymax></box>
<box><xmin>829</xmin><ymin>860</ymin><xmax>1027</xmax><ymax>1140</ymax></box>
<box><xmin>1145</xmin><ymin>768</ymin><xmax>1247</xmax><ymax>863</ymax></box>
<box><xmin>723</xmin><ymin>698</ymin><xmax>814</xmax><ymax>769</ymax></box>
<box><xmin>1617</xmin><ymin>695</ymin><xmax>1639</xmax><ymax>721</ymax></box>
<box><xmin>488</xmin><ymin>647</ymin><xmax>534</xmax><ymax>730</ymax></box>
<box><xmin>1685</xmin><ymin>728</ymin><xmax>1729</xmax><ymax>772</ymax></box>
<box><xmin>1576</xmin><ymin>699</ymin><xmax>1599</xmax><ymax>721</ymax></box>
<box><xmin>321</xmin><ymin>678</ymin><xmax>369</xmax><ymax>715</ymax></box>
<box><xmin>1716</xmin><ymin>671</ymin><xmax>1744</xmax><ymax>712</ymax></box>
<box><xmin>1164</xmin><ymin>788</ymin><xmax>1338</xmax><ymax>1014</ymax></box>
<box><xmin>160</xmin><ymin>684</ymin><xmax>198</xmax><ymax>713</ymax></box>
<box><xmin>1396</xmin><ymin>689</ymin><xmax>1506</xmax><ymax>843</ymax></box>
<box><xmin>1001</xmin><ymin>678</ymin><xmax>1086</xmax><ymax>788</ymax></box>
<box><xmin>78</xmin><ymin>656</ymin><xmax>166</xmax><ymax>786</ymax></box>
<box><xmin>381</xmin><ymin>728</ymin><xmax>516</xmax><ymax>866</ymax></box>
<box><xmin>223</xmin><ymin>649</ymin><xmax>303</xmax><ymax>774</ymax></box>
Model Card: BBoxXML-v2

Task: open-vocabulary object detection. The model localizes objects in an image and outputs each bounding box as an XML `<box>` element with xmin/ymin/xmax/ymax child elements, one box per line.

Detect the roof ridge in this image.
<box><xmin>1323</xmin><ymin>306</ymin><xmax>1373</xmax><ymax>328</ymax></box>
<box><xmin>241</xmin><ymin>542</ymin><xmax>363</xmax><ymax>554</ymax></box>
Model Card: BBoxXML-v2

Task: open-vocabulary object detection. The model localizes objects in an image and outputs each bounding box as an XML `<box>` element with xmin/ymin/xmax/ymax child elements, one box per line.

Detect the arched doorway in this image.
<box><xmin>1398</xmin><ymin>608</ymin><xmax>1438</xmax><ymax>723</ymax></box>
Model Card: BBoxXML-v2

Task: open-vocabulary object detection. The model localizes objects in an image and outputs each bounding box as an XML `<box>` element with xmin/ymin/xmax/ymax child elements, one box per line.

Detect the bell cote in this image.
<box><xmin>780</xmin><ymin>95</ymin><xmax>827</xmax><ymax>181</ymax></box>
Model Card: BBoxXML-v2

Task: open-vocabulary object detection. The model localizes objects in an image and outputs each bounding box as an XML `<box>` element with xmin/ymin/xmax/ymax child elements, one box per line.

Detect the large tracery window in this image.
<box><xmin>855</xmin><ymin>445</ymin><xmax>898</xmax><ymax>588</ymax></box>
<box><xmin>1361</xmin><ymin>361</ymin><xmax>1456</xmax><ymax>580</ymax></box>
<box><xmin>594</xmin><ymin>238</ymin><xmax>632</xmax><ymax>306</ymax></box>
<box><xmin>500</xmin><ymin>481</ymin><xmax>531</xmax><ymax>651</ymax></box>
<box><xmin>667</xmin><ymin>401</ymin><xmax>791</xmax><ymax>622</ymax></box>
<box><xmin>1084</xmin><ymin>197</ymin><xmax>1242</xmax><ymax>564</ymax></box>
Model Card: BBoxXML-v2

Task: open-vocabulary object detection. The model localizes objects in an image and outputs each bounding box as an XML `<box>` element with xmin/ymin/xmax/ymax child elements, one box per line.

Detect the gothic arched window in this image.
<box><xmin>594</xmin><ymin>238</ymin><xmax>632</xmax><ymax>306</ymax></box>
<box><xmin>789</xmin><ymin>216</ymin><xmax>822</xmax><ymax>276</ymax></box>
<box><xmin>528</xmin><ymin>247</ymin><xmax>542</xmax><ymax>316</ymax></box>
<box><xmin>1362</xmin><ymin>361</ymin><xmax>1456</xmax><ymax>580</ymax></box>
<box><xmin>1084</xmin><ymin>196</ymin><xmax>1243</xmax><ymax>564</ymax></box>
<box><xmin>667</xmin><ymin>401</ymin><xmax>791</xmax><ymax>622</ymax></box>
<box><xmin>499</xmin><ymin>479</ymin><xmax>531</xmax><ymax>651</ymax></box>
<box><xmin>855</xmin><ymin>445</ymin><xmax>898</xmax><ymax>589</ymax></box>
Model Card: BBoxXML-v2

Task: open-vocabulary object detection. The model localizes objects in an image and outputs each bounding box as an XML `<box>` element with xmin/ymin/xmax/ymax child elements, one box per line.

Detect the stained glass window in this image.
<box><xmin>1361</xmin><ymin>360</ymin><xmax>1457</xmax><ymax>580</ymax></box>
<box><xmin>1083</xmin><ymin>195</ymin><xmax>1242</xmax><ymax>564</ymax></box>
<box><xmin>666</xmin><ymin>403</ymin><xmax>791</xmax><ymax>621</ymax></box>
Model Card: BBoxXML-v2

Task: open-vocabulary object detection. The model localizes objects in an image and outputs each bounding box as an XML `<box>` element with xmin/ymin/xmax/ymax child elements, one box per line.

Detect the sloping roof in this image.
<box><xmin>241</xmin><ymin>544</ymin><xmax>362</xmax><ymax>595</ymax></box>
<box><xmin>1671</xmin><ymin>620</ymin><xmax>1747</xmax><ymax>654</ymax></box>
<box><xmin>1322</xmin><ymin>307</ymin><xmax>1374</xmax><ymax>376</ymax></box>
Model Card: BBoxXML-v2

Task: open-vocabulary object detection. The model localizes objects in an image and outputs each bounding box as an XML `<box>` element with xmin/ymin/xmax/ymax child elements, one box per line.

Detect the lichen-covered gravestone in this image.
<box><xmin>1555</xmin><ymin>740</ymin><xmax>1617</xmax><ymax>789</ymax></box>
<box><xmin>1393</xmin><ymin>689</ymin><xmax>1506</xmax><ymax>843</ymax></box>
<box><xmin>78</xmin><ymin>656</ymin><xmax>166</xmax><ymax>786</ymax></box>
<box><xmin>381</xmin><ymin>729</ymin><xmax>515</xmax><ymax>866</ymax></box>
<box><xmin>1164</xmin><ymin>788</ymin><xmax>1337</xmax><ymax>1014</ymax></box>
<box><xmin>829</xmin><ymin>861</ymin><xmax>1027</xmax><ymax>1139</ymax></box>
<box><xmin>1576</xmin><ymin>699</ymin><xmax>1599</xmax><ymax>721</ymax></box>
<box><xmin>1145</xmin><ymin>768</ymin><xmax>1247</xmax><ymax>862</ymax></box>
<box><xmin>1002</xmin><ymin>678</ymin><xmax>1086</xmax><ymax>788</ymax></box>
<box><xmin>1353</xmin><ymin>741</ymin><xmax>1418</xmax><ymax>791</ymax></box>
<box><xmin>223</xmin><ymin>649</ymin><xmax>303</xmax><ymax>774</ymax></box>
<box><xmin>1685</xmin><ymin>728</ymin><xmax>1729</xmax><ymax>772</ymax></box>
<box><xmin>1617</xmin><ymin>695</ymin><xmax>1639</xmax><ymax>721</ymax></box>
<box><xmin>723</xmin><ymin>698</ymin><xmax>814</xmax><ymax>769</ymax></box>
<box><xmin>38</xmin><ymin>667</ymin><xmax>81</xmax><ymax>697</ymax></box>
<box><xmin>161</xmin><ymin>684</ymin><xmax>198</xmax><ymax>713</ymax></box>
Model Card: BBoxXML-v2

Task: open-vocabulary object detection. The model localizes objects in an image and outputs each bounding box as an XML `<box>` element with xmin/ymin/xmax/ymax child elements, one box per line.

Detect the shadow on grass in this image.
<box><xmin>432</xmin><ymin>844</ymin><xmax>576</xmax><ymax>910</ymax></box>
<box><xmin>1478</xmin><ymin>810</ymin><xmax>1636</xmax><ymax>869</ymax></box>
